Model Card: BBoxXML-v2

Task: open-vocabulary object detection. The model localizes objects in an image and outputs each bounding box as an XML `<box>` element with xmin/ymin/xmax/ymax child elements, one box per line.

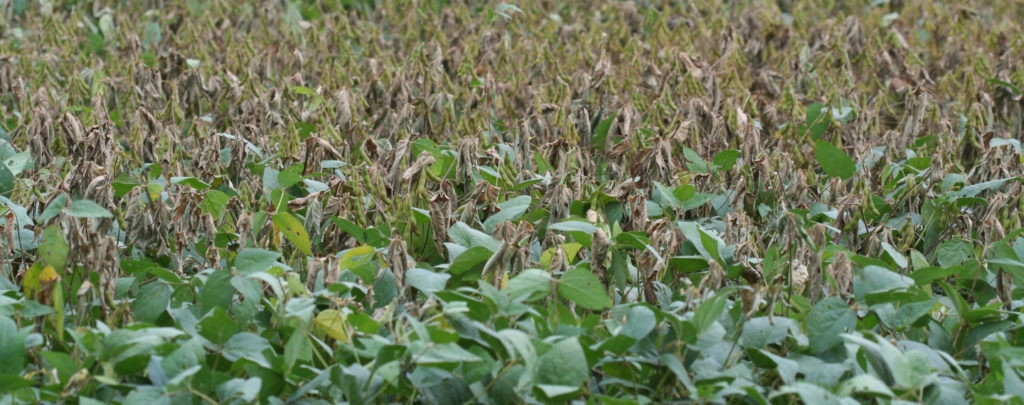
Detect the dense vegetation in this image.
<box><xmin>1</xmin><ymin>0</ymin><xmax>1023</xmax><ymax>403</ymax></box>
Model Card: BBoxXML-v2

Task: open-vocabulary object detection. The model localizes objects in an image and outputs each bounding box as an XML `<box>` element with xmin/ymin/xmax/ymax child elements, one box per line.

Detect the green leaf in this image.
<box><xmin>39</xmin><ymin>225</ymin><xmax>68</xmax><ymax>272</ymax></box>
<box><xmin>504</xmin><ymin>269</ymin><xmax>552</xmax><ymax>301</ymax></box>
<box><xmin>170</xmin><ymin>176</ymin><xmax>210</xmax><ymax>190</ymax></box>
<box><xmin>693</xmin><ymin>292</ymin><xmax>728</xmax><ymax>335</ymax></box>
<box><xmin>135</xmin><ymin>282</ymin><xmax>171</xmax><ymax>323</ymax></box>
<box><xmin>448</xmin><ymin>222</ymin><xmax>502</xmax><ymax>251</ymax></box>
<box><xmin>712</xmin><ymin>149</ymin><xmax>741</xmax><ymax>171</ymax></box>
<box><xmin>198</xmin><ymin>307</ymin><xmax>238</xmax><ymax>345</ymax></box>
<box><xmin>619</xmin><ymin>305</ymin><xmax>656</xmax><ymax>340</ymax></box>
<box><xmin>948</xmin><ymin>177</ymin><xmax>1019</xmax><ymax>198</ymax></box>
<box><xmin>448</xmin><ymin>246</ymin><xmax>494</xmax><ymax>276</ymax></box>
<box><xmin>936</xmin><ymin>239</ymin><xmax>973</xmax><ymax>268</ymax></box>
<box><xmin>67</xmin><ymin>199</ymin><xmax>113</xmax><ymax>218</ymax></box>
<box><xmin>537</xmin><ymin>337</ymin><xmax>588</xmax><ymax>387</ymax></box>
<box><xmin>413</xmin><ymin>342</ymin><xmax>482</xmax><ymax>365</ymax></box>
<box><xmin>772</xmin><ymin>382</ymin><xmax>854</xmax><ymax>405</ymax></box>
<box><xmin>856</xmin><ymin>265</ymin><xmax>914</xmax><ymax>301</ymax></box>
<box><xmin>591</xmin><ymin>117</ymin><xmax>614</xmax><ymax>150</ymax></box>
<box><xmin>273</xmin><ymin>211</ymin><xmax>312</xmax><ymax>255</ymax></box>
<box><xmin>201</xmin><ymin>269</ymin><xmax>236</xmax><ymax>313</ymax></box>
<box><xmin>483</xmin><ymin>195</ymin><xmax>532</xmax><ymax>233</ymax></box>
<box><xmin>217</xmin><ymin>378</ymin><xmax>261</xmax><ymax>403</ymax></box>
<box><xmin>235</xmin><ymin>248</ymin><xmax>281</xmax><ymax>275</ymax></box>
<box><xmin>38</xmin><ymin>194</ymin><xmax>68</xmax><ymax>223</ymax></box>
<box><xmin>548</xmin><ymin>219</ymin><xmax>599</xmax><ymax>234</ymax></box>
<box><xmin>804</xmin><ymin>102</ymin><xmax>831</xmax><ymax>138</ymax></box>
<box><xmin>682</xmin><ymin>147</ymin><xmax>709</xmax><ymax>173</ymax></box>
<box><xmin>838</xmin><ymin>374</ymin><xmax>895</xmax><ymax>398</ymax></box>
<box><xmin>0</xmin><ymin>316</ymin><xmax>26</xmax><ymax>375</ymax></box>
<box><xmin>807</xmin><ymin>297</ymin><xmax>856</xmax><ymax>354</ymax></box>
<box><xmin>814</xmin><ymin>140</ymin><xmax>856</xmax><ymax>180</ymax></box>
<box><xmin>0</xmin><ymin>160</ymin><xmax>13</xmax><ymax>196</ymax></box>
<box><xmin>558</xmin><ymin>267</ymin><xmax>612</xmax><ymax>310</ymax></box>
<box><xmin>223</xmin><ymin>333</ymin><xmax>272</xmax><ymax>368</ymax></box>
<box><xmin>741</xmin><ymin>316</ymin><xmax>790</xmax><ymax>348</ymax></box>
<box><xmin>406</xmin><ymin>268</ymin><xmax>450</xmax><ymax>295</ymax></box>
<box><xmin>338</xmin><ymin>245</ymin><xmax>377</xmax><ymax>283</ymax></box>
<box><xmin>909</xmin><ymin>266</ymin><xmax>958</xmax><ymax>286</ymax></box>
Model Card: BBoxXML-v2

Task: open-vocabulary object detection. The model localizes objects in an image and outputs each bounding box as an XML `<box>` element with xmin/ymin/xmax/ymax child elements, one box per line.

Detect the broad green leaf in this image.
<box><xmin>38</xmin><ymin>194</ymin><xmax>68</xmax><ymax>223</ymax></box>
<box><xmin>682</xmin><ymin>147</ymin><xmax>709</xmax><ymax>173</ymax></box>
<box><xmin>815</xmin><ymin>140</ymin><xmax>856</xmax><ymax>180</ymax></box>
<box><xmin>483</xmin><ymin>195</ymin><xmax>532</xmax><ymax>233</ymax></box>
<box><xmin>873</xmin><ymin>299</ymin><xmax>935</xmax><ymax>330</ymax></box>
<box><xmin>448</xmin><ymin>222</ymin><xmax>502</xmax><ymax>251</ymax></box>
<box><xmin>842</xmin><ymin>334</ymin><xmax>895</xmax><ymax>386</ymax></box>
<box><xmin>67</xmin><ymin>199</ymin><xmax>113</xmax><ymax>218</ymax></box>
<box><xmin>273</xmin><ymin>211</ymin><xmax>312</xmax><ymax>255</ymax></box>
<box><xmin>406</xmin><ymin>268</ymin><xmax>450</xmax><ymax>295</ymax></box>
<box><xmin>936</xmin><ymin>239</ymin><xmax>973</xmax><ymax>268</ymax></box>
<box><xmin>880</xmin><ymin>242</ymin><xmax>908</xmax><ymax>269</ymax></box>
<box><xmin>39</xmin><ymin>225</ymin><xmax>68</xmax><ymax>272</ymax></box>
<box><xmin>804</xmin><ymin>102</ymin><xmax>831</xmax><ymax>138</ymax></box>
<box><xmin>338</xmin><ymin>245</ymin><xmax>377</xmax><ymax>282</ymax></box>
<box><xmin>619</xmin><ymin>305</ymin><xmax>656</xmax><ymax>340</ymax></box>
<box><xmin>548</xmin><ymin>219</ymin><xmax>599</xmax><ymax>234</ymax></box>
<box><xmin>135</xmin><ymin>282</ymin><xmax>171</xmax><ymax>323</ymax></box>
<box><xmin>198</xmin><ymin>307</ymin><xmax>238</xmax><ymax>345</ymax></box>
<box><xmin>2</xmin><ymin>151</ymin><xmax>30</xmax><ymax>175</ymax></box>
<box><xmin>713</xmin><ymin>149</ymin><xmax>741</xmax><ymax>171</ymax></box>
<box><xmin>838</xmin><ymin>374</ymin><xmax>895</xmax><ymax>398</ymax></box>
<box><xmin>855</xmin><ymin>265</ymin><xmax>914</xmax><ymax>302</ymax></box>
<box><xmin>741</xmin><ymin>316</ymin><xmax>790</xmax><ymax>348</ymax></box>
<box><xmin>201</xmin><ymin>269</ymin><xmax>236</xmax><ymax>312</ymax></box>
<box><xmin>591</xmin><ymin>117</ymin><xmax>614</xmax><ymax>150</ymax></box>
<box><xmin>448</xmin><ymin>246</ymin><xmax>494</xmax><ymax>276</ymax></box>
<box><xmin>223</xmin><ymin>333</ymin><xmax>272</xmax><ymax>368</ymax></box>
<box><xmin>217</xmin><ymin>378</ymin><xmax>261</xmax><ymax>403</ymax></box>
<box><xmin>504</xmin><ymin>269</ymin><xmax>552</xmax><ymax>301</ymax></box>
<box><xmin>771</xmin><ymin>382</ymin><xmax>857</xmax><ymax>405</ymax></box>
<box><xmin>170</xmin><ymin>176</ymin><xmax>210</xmax><ymax>190</ymax></box>
<box><xmin>413</xmin><ymin>342</ymin><xmax>482</xmax><ymax>365</ymax></box>
<box><xmin>807</xmin><ymin>298</ymin><xmax>856</xmax><ymax>354</ymax></box>
<box><xmin>948</xmin><ymin>177</ymin><xmax>1019</xmax><ymax>198</ymax></box>
<box><xmin>0</xmin><ymin>160</ymin><xmax>13</xmax><ymax>196</ymax></box>
<box><xmin>0</xmin><ymin>316</ymin><xmax>26</xmax><ymax>375</ymax></box>
<box><xmin>693</xmin><ymin>292</ymin><xmax>728</xmax><ymax>335</ymax></box>
<box><xmin>558</xmin><ymin>267</ymin><xmax>612</xmax><ymax>310</ymax></box>
<box><xmin>537</xmin><ymin>337</ymin><xmax>588</xmax><ymax>387</ymax></box>
<box><xmin>235</xmin><ymin>248</ymin><xmax>281</xmax><ymax>275</ymax></box>
<box><xmin>910</xmin><ymin>265</ymin><xmax>959</xmax><ymax>286</ymax></box>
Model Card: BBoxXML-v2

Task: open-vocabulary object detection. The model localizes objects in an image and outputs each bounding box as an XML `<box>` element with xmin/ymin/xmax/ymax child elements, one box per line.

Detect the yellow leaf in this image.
<box><xmin>273</xmin><ymin>211</ymin><xmax>312</xmax><ymax>255</ymax></box>
<box><xmin>314</xmin><ymin>309</ymin><xmax>350</xmax><ymax>343</ymax></box>
<box><xmin>40</xmin><ymin>265</ymin><xmax>59</xmax><ymax>283</ymax></box>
